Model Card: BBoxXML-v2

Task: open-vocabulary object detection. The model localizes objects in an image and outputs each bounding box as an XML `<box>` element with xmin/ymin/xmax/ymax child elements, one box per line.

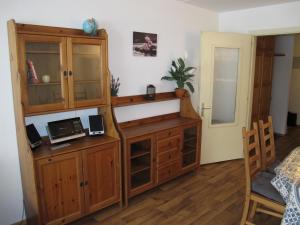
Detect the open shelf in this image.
<box><xmin>182</xmin><ymin>151</ymin><xmax>196</xmax><ymax>167</ymax></box>
<box><xmin>112</xmin><ymin>91</ymin><xmax>178</xmax><ymax>107</ymax></box>
<box><xmin>131</xmin><ymin>155</ymin><xmax>151</xmax><ymax>175</ymax></box>
<box><xmin>131</xmin><ymin>149</ymin><xmax>150</xmax><ymax>159</ymax></box>
<box><xmin>131</xmin><ymin>169</ymin><xmax>151</xmax><ymax>189</ymax></box>
<box><xmin>28</xmin><ymin>82</ymin><xmax>61</xmax><ymax>86</ymax></box>
<box><xmin>26</xmin><ymin>50</ymin><xmax>59</xmax><ymax>54</ymax></box>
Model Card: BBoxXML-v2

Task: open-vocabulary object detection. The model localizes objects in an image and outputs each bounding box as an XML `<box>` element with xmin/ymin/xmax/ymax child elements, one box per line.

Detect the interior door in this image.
<box><xmin>200</xmin><ymin>32</ymin><xmax>254</xmax><ymax>164</ymax></box>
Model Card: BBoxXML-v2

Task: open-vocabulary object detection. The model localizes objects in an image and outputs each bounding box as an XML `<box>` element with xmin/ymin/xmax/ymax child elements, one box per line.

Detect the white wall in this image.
<box><xmin>288</xmin><ymin>35</ymin><xmax>300</xmax><ymax>125</ymax></box>
<box><xmin>270</xmin><ymin>35</ymin><xmax>294</xmax><ymax>135</ymax></box>
<box><xmin>0</xmin><ymin>0</ymin><xmax>218</xmax><ymax>224</ymax></box>
<box><xmin>219</xmin><ymin>1</ymin><xmax>300</xmax><ymax>33</ymax></box>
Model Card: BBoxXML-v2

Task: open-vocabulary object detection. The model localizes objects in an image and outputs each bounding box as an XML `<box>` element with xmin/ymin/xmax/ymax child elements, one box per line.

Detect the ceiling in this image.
<box><xmin>178</xmin><ymin>0</ymin><xmax>300</xmax><ymax>12</ymax></box>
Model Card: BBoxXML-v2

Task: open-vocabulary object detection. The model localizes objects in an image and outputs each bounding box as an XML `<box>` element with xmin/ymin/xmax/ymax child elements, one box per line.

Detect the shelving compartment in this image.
<box><xmin>182</xmin><ymin>126</ymin><xmax>197</xmax><ymax>168</ymax></box>
<box><xmin>129</xmin><ymin>139</ymin><xmax>152</xmax><ymax>190</ymax></box>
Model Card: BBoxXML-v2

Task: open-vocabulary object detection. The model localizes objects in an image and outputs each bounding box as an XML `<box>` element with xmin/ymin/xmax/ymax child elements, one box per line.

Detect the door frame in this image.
<box><xmin>246</xmin><ymin>26</ymin><xmax>300</xmax><ymax>129</ymax></box>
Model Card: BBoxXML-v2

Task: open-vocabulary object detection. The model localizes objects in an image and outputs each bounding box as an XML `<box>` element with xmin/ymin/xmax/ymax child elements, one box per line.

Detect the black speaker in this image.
<box><xmin>88</xmin><ymin>115</ymin><xmax>104</xmax><ymax>136</ymax></box>
<box><xmin>26</xmin><ymin>124</ymin><xmax>42</xmax><ymax>148</ymax></box>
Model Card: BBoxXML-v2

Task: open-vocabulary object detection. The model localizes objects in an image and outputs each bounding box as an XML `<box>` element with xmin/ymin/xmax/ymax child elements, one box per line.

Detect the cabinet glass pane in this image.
<box><xmin>212</xmin><ymin>48</ymin><xmax>239</xmax><ymax>125</ymax></box>
<box><xmin>25</xmin><ymin>42</ymin><xmax>63</xmax><ymax>105</ymax></box>
<box><xmin>73</xmin><ymin>44</ymin><xmax>102</xmax><ymax>101</ymax></box>
<box><xmin>130</xmin><ymin>139</ymin><xmax>151</xmax><ymax>189</ymax></box>
<box><xmin>182</xmin><ymin>127</ymin><xmax>197</xmax><ymax>167</ymax></box>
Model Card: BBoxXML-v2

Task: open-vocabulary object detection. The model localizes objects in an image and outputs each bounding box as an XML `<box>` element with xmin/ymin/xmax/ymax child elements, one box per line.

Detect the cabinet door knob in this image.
<box><xmin>63</xmin><ymin>71</ymin><xmax>68</xmax><ymax>77</ymax></box>
<box><xmin>69</xmin><ymin>71</ymin><xmax>73</xmax><ymax>76</ymax></box>
<box><xmin>80</xmin><ymin>181</ymin><xmax>84</xmax><ymax>187</ymax></box>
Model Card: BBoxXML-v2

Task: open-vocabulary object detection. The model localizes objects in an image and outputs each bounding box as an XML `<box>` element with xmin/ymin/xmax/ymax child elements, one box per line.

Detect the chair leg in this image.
<box><xmin>249</xmin><ymin>201</ymin><xmax>258</xmax><ymax>220</ymax></box>
<box><xmin>240</xmin><ymin>195</ymin><xmax>251</xmax><ymax>225</ymax></box>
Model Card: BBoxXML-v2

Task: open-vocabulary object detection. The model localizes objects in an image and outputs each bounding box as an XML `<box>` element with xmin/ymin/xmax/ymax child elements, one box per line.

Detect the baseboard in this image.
<box><xmin>11</xmin><ymin>220</ymin><xmax>27</xmax><ymax>225</ymax></box>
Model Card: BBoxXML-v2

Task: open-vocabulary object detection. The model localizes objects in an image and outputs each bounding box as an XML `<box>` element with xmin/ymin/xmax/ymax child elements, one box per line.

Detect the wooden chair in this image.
<box><xmin>258</xmin><ymin>116</ymin><xmax>279</xmax><ymax>174</ymax></box>
<box><xmin>240</xmin><ymin>123</ymin><xmax>285</xmax><ymax>225</ymax></box>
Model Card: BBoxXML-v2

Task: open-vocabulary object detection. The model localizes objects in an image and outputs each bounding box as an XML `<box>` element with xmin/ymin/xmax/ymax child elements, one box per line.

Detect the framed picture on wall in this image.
<box><xmin>133</xmin><ymin>31</ymin><xmax>157</xmax><ymax>57</ymax></box>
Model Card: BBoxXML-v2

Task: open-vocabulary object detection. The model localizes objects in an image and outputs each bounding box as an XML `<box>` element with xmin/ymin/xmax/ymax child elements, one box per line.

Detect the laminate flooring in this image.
<box><xmin>71</xmin><ymin>126</ymin><xmax>300</xmax><ymax>225</ymax></box>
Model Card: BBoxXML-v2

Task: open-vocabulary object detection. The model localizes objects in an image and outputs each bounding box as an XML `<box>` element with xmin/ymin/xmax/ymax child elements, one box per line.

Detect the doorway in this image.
<box><xmin>251</xmin><ymin>34</ymin><xmax>300</xmax><ymax>139</ymax></box>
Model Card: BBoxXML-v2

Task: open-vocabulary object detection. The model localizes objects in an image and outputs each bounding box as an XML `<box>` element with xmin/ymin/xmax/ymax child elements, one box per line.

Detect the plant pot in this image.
<box><xmin>175</xmin><ymin>88</ymin><xmax>186</xmax><ymax>98</ymax></box>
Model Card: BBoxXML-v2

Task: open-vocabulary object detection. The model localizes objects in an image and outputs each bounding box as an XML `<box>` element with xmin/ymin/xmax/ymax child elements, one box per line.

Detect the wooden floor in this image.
<box><xmin>71</xmin><ymin>127</ymin><xmax>300</xmax><ymax>225</ymax></box>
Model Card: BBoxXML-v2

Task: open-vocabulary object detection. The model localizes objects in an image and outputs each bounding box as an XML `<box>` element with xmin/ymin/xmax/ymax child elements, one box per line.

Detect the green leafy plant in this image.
<box><xmin>161</xmin><ymin>58</ymin><xmax>195</xmax><ymax>93</ymax></box>
<box><xmin>111</xmin><ymin>75</ymin><xmax>120</xmax><ymax>96</ymax></box>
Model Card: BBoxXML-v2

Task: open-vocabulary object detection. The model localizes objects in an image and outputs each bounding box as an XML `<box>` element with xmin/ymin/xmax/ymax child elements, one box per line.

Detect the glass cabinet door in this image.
<box><xmin>20</xmin><ymin>35</ymin><xmax>68</xmax><ymax>114</ymax></box>
<box><xmin>181</xmin><ymin>125</ymin><xmax>198</xmax><ymax>169</ymax></box>
<box><xmin>68</xmin><ymin>38</ymin><xmax>107</xmax><ymax>108</ymax></box>
<box><xmin>127</xmin><ymin>136</ymin><xmax>154</xmax><ymax>197</ymax></box>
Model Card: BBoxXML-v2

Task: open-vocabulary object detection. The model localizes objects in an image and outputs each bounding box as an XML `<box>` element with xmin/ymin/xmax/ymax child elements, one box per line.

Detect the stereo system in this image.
<box><xmin>89</xmin><ymin>115</ymin><xmax>105</xmax><ymax>136</ymax></box>
<box><xmin>46</xmin><ymin>117</ymin><xmax>86</xmax><ymax>144</ymax></box>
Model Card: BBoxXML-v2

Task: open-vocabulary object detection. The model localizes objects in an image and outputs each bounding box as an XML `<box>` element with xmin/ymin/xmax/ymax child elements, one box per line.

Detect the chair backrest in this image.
<box><xmin>242</xmin><ymin>123</ymin><xmax>262</xmax><ymax>185</ymax></box>
<box><xmin>258</xmin><ymin>116</ymin><xmax>276</xmax><ymax>170</ymax></box>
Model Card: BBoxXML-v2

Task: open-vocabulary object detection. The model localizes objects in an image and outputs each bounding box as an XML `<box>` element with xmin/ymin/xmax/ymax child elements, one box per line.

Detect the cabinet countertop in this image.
<box><xmin>33</xmin><ymin>135</ymin><xmax>119</xmax><ymax>160</ymax></box>
<box><xmin>122</xmin><ymin>117</ymin><xmax>200</xmax><ymax>139</ymax></box>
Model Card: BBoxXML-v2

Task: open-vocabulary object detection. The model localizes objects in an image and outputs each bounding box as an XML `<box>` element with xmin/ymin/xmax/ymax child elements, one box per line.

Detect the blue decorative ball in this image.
<box><xmin>83</xmin><ymin>18</ymin><xmax>97</xmax><ymax>36</ymax></box>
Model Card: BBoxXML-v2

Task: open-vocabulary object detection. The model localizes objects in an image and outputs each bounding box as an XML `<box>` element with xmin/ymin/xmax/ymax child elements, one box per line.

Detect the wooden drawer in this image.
<box><xmin>157</xmin><ymin>135</ymin><xmax>181</xmax><ymax>153</ymax></box>
<box><xmin>157</xmin><ymin>161</ymin><xmax>180</xmax><ymax>184</ymax></box>
<box><xmin>157</xmin><ymin>149</ymin><xmax>179</xmax><ymax>166</ymax></box>
<box><xmin>156</xmin><ymin>127</ymin><xmax>181</xmax><ymax>140</ymax></box>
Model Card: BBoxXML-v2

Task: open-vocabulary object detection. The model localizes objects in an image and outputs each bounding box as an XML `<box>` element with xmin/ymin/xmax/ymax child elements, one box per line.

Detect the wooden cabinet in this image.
<box><xmin>18</xmin><ymin>28</ymin><xmax>108</xmax><ymax>115</ymax></box>
<box><xmin>35</xmin><ymin>139</ymin><xmax>121</xmax><ymax>225</ymax></box>
<box><xmin>251</xmin><ymin>36</ymin><xmax>275</xmax><ymax>123</ymax></box>
<box><xmin>119</xmin><ymin>113</ymin><xmax>201</xmax><ymax>205</ymax></box>
<box><xmin>8</xmin><ymin>21</ymin><xmax>121</xmax><ymax>225</ymax></box>
<box><xmin>36</xmin><ymin>152</ymin><xmax>84</xmax><ymax>225</ymax></box>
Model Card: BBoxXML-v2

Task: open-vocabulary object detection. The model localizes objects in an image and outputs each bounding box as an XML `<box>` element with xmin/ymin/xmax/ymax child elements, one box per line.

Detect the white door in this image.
<box><xmin>200</xmin><ymin>32</ymin><xmax>255</xmax><ymax>164</ymax></box>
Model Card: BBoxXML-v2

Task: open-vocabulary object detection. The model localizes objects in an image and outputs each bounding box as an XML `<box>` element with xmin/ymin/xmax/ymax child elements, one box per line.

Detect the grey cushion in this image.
<box><xmin>266</xmin><ymin>160</ymin><xmax>281</xmax><ymax>174</ymax></box>
<box><xmin>252</xmin><ymin>171</ymin><xmax>285</xmax><ymax>204</ymax></box>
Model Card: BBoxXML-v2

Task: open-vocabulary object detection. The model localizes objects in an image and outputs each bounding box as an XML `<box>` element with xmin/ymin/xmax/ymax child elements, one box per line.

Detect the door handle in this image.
<box><xmin>201</xmin><ymin>103</ymin><xmax>212</xmax><ymax>117</ymax></box>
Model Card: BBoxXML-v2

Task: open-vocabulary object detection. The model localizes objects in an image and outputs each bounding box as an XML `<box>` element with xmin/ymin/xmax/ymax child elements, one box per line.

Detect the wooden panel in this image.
<box><xmin>157</xmin><ymin>160</ymin><xmax>180</xmax><ymax>184</ymax></box>
<box><xmin>156</xmin><ymin>127</ymin><xmax>181</xmax><ymax>140</ymax></box>
<box><xmin>16</xmin><ymin>23</ymin><xmax>107</xmax><ymax>40</ymax></box>
<box><xmin>83</xmin><ymin>142</ymin><xmax>120</xmax><ymax>214</ymax></box>
<box><xmin>36</xmin><ymin>152</ymin><xmax>84</xmax><ymax>225</ymax></box>
<box><xmin>156</xmin><ymin>135</ymin><xmax>181</xmax><ymax>153</ymax></box>
<box><xmin>111</xmin><ymin>92</ymin><xmax>178</xmax><ymax>107</ymax></box>
<box><xmin>8</xmin><ymin>19</ymin><xmax>41</xmax><ymax>225</ymax></box>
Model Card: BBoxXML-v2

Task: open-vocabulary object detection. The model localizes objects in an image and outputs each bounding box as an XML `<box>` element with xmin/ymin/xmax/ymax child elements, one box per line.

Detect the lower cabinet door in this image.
<box><xmin>82</xmin><ymin>142</ymin><xmax>120</xmax><ymax>213</ymax></box>
<box><xmin>36</xmin><ymin>152</ymin><xmax>84</xmax><ymax>225</ymax></box>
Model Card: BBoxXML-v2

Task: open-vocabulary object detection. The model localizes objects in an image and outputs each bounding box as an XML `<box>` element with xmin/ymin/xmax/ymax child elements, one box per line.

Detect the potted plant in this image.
<box><xmin>161</xmin><ymin>57</ymin><xmax>195</xmax><ymax>98</ymax></box>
